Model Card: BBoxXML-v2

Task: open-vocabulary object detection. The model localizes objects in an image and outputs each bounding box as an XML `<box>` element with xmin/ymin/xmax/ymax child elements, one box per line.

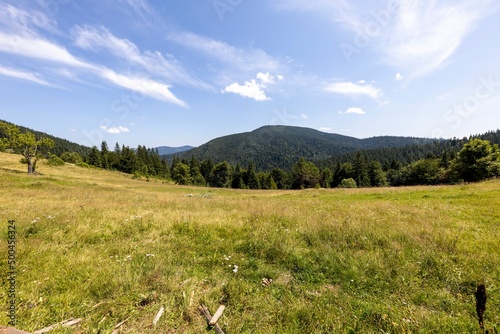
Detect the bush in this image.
<box><xmin>77</xmin><ymin>161</ymin><xmax>90</xmax><ymax>168</ymax></box>
<box><xmin>338</xmin><ymin>178</ymin><xmax>357</xmax><ymax>188</ymax></box>
<box><xmin>60</xmin><ymin>152</ymin><xmax>83</xmax><ymax>164</ymax></box>
<box><xmin>47</xmin><ymin>154</ymin><xmax>65</xmax><ymax>166</ymax></box>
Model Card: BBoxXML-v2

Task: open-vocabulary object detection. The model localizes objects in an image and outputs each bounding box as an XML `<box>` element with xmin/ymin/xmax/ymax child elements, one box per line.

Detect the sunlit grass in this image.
<box><xmin>0</xmin><ymin>151</ymin><xmax>499</xmax><ymax>333</ymax></box>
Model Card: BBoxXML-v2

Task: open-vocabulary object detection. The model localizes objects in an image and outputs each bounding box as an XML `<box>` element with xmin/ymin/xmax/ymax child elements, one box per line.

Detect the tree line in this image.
<box><xmin>1</xmin><ymin>121</ymin><xmax>499</xmax><ymax>188</ymax></box>
<box><xmin>79</xmin><ymin>138</ymin><xmax>500</xmax><ymax>189</ymax></box>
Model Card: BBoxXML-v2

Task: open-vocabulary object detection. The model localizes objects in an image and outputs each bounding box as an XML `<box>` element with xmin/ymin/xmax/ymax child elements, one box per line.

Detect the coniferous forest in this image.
<box><xmin>1</xmin><ymin>120</ymin><xmax>499</xmax><ymax>189</ymax></box>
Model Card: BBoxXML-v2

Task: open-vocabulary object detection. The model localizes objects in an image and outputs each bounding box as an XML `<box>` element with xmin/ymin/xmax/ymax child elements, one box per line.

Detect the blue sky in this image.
<box><xmin>1</xmin><ymin>0</ymin><xmax>499</xmax><ymax>148</ymax></box>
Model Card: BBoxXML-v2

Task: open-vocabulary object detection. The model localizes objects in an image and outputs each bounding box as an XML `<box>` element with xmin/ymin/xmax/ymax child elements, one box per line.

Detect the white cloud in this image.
<box><xmin>319</xmin><ymin>127</ymin><xmax>332</xmax><ymax>132</ymax></box>
<box><xmin>0</xmin><ymin>24</ymin><xmax>186</xmax><ymax>106</ymax></box>
<box><xmin>395</xmin><ymin>73</ymin><xmax>404</xmax><ymax>81</ymax></box>
<box><xmin>340</xmin><ymin>107</ymin><xmax>366</xmax><ymax>115</ymax></box>
<box><xmin>256</xmin><ymin>72</ymin><xmax>275</xmax><ymax>85</ymax></box>
<box><xmin>101</xmin><ymin>70</ymin><xmax>187</xmax><ymax>107</ymax></box>
<box><xmin>0</xmin><ymin>4</ymin><xmax>188</xmax><ymax>107</ymax></box>
<box><xmin>325</xmin><ymin>81</ymin><xmax>381</xmax><ymax>100</ymax></box>
<box><xmin>0</xmin><ymin>65</ymin><xmax>51</xmax><ymax>86</ymax></box>
<box><xmin>0</xmin><ymin>32</ymin><xmax>95</xmax><ymax>69</ymax></box>
<box><xmin>99</xmin><ymin>126</ymin><xmax>130</xmax><ymax>134</ymax></box>
<box><xmin>222</xmin><ymin>72</ymin><xmax>281</xmax><ymax>101</ymax></box>
<box><xmin>300</xmin><ymin>113</ymin><xmax>309</xmax><ymax>119</ymax></box>
<box><xmin>222</xmin><ymin>80</ymin><xmax>270</xmax><ymax>101</ymax></box>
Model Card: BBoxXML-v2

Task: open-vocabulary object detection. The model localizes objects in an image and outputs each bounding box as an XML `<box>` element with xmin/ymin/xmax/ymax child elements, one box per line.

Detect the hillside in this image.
<box><xmin>0</xmin><ymin>119</ymin><xmax>90</xmax><ymax>156</ymax></box>
<box><xmin>320</xmin><ymin>129</ymin><xmax>500</xmax><ymax>168</ymax></box>
<box><xmin>0</xmin><ymin>151</ymin><xmax>499</xmax><ymax>332</ymax></box>
<box><xmin>174</xmin><ymin>125</ymin><xmax>434</xmax><ymax>170</ymax></box>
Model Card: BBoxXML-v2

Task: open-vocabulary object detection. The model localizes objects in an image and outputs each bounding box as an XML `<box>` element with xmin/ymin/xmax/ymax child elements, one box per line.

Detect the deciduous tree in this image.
<box><xmin>0</xmin><ymin>121</ymin><xmax>54</xmax><ymax>173</ymax></box>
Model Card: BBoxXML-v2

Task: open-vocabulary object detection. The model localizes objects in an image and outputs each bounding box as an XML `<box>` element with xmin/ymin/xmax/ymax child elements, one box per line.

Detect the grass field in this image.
<box><xmin>1</xmin><ymin>151</ymin><xmax>499</xmax><ymax>333</ymax></box>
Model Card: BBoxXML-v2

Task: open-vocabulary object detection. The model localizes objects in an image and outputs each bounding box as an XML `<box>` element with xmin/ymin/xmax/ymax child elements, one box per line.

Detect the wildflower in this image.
<box><xmin>146</xmin><ymin>254</ymin><xmax>155</xmax><ymax>257</ymax></box>
<box><xmin>232</xmin><ymin>265</ymin><xmax>238</xmax><ymax>273</ymax></box>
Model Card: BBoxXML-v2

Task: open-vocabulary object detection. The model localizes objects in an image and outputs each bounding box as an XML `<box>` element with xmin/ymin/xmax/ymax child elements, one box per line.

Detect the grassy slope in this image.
<box><xmin>0</xmin><ymin>151</ymin><xmax>499</xmax><ymax>333</ymax></box>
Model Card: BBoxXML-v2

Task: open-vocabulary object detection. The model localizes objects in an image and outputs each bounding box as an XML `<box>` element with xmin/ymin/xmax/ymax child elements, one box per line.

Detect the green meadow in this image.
<box><xmin>1</xmin><ymin>151</ymin><xmax>499</xmax><ymax>333</ymax></box>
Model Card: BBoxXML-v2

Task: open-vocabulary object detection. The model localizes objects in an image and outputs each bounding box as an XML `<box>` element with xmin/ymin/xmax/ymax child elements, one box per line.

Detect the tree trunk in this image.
<box><xmin>27</xmin><ymin>157</ymin><xmax>33</xmax><ymax>174</ymax></box>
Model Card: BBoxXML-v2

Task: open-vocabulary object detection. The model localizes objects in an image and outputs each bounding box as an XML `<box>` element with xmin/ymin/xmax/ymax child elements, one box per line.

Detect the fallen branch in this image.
<box><xmin>33</xmin><ymin>318</ymin><xmax>82</xmax><ymax>334</ymax></box>
<box><xmin>111</xmin><ymin>317</ymin><xmax>130</xmax><ymax>334</ymax></box>
<box><xmin>0</xmin><ymin>326</ymin><xmax>33</xmax><ymax>334</ymax></box>
<box><xmin>198</xmin><ymin>304</ymin><xmax>225</xmax><ymax>334</ymax></box>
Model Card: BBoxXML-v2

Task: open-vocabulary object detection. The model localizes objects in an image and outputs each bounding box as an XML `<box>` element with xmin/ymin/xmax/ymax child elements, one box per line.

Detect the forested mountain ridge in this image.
<box><xmin>173</xmin><ymin>125</ymin><xmax>435</xmax><ymax>171</ymax></box>
<box><xmin>0</xmin><ymin>119</ymin><xmax>90</xmax><ymax>156</ymax></box>
<box><xmin>155</xmin><ymin>145</ymin><xmax>194</xmax><ymax>156</ymax></box>
<box><xmin>320</xmin><ymin>129</ymin><xmax>500</xmax><ymax>169</ymax></box>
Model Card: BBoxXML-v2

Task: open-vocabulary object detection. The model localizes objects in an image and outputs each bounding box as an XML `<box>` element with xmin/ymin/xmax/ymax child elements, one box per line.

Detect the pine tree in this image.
<box><xmin>211</xmin><ymin>161</ymin><xmax>231</xmax><ymax>188</ymax></box>
<box><xmin>87</xmin><ymin>146</ymin><xmax>102</xmax><ymax>168</ymax></box>
<box><xmin>320</xmin><ymin>167</ymin><xmax>333</xmax><ymax>188</ymax></box>
<box><xmin>368</xmin><ymin>160</ymin><xmax>387</xmax><ymax>187</ymax></box>
<box><xmin>189</xmin><ymin>156</ymin><xmax>206</xmax><ymax>186</ymax></box>
<box><xmin>245</xmin><ymin>161</ymin><xmax>260</xmax><ymax>189</ymax></box>
<box><xmin>101</xmin><ymin>141</ymin><xmax>110</xmax><ymax>169</ymax></box>
<box><xmin>353</xmin><ymin>152</ymin><xmax>371</xmax><ymax>187</ymax></box>
<box><xmin>231</xmin><ymin>163</ymin><xmax>246</xmax><ymax>189</ymax></box>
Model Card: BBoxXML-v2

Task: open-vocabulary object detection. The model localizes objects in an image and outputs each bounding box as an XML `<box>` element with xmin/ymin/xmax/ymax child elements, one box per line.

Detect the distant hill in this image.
<box><xmin>175</xmin><ymin>125</ymin><xmax>435</xmax><ymax>171</ymax></box>
<box><xmin>155</xmin><ymin>145</ymin><xmax>194</xmax><ymax>156</ymax></box>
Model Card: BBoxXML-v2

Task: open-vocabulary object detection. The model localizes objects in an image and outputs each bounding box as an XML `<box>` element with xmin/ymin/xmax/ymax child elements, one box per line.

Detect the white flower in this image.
<box><xmin>232</xmin><ymin>265</ymin><xmax>238</xmax><ymax>273</ymax></box>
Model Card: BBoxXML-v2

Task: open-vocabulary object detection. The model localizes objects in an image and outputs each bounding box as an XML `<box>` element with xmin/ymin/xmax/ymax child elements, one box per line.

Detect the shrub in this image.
<box><xmin>47</xmin><ymin>154</ymin><xmax>65</xmax><ymax>166</ymax></box>
<box><xmin>338</xmin><ymin>178</ymin><xmax>357</xmax><ymax>188</ymax></box>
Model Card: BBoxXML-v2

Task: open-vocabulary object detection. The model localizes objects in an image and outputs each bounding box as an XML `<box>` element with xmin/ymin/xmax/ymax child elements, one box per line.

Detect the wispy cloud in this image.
<box><xmin>0</xmin><ymin>65</ymin><xmax>52</xmax><ymax>86</ymax></box>
<box><xmin>381</xmin><ymin>1</ymin><xmax>496</xmax><ymax>78</ymax></box>
<box><xmin>0</xmin><ymin>5</ymin><xmax>188</xmax><ymax>107</ymax></box>
<box><xmin>395</xmin><ymin>73</ymin><xmax>404</xmax><ymax>81</ymax></box>
<box><xmin>325</xmin><ymin>81</ymin><xmax>381</xmax><ymax>100</ymax></box>
<box><xmin>168</xmin><ymin>31</ymin><xmax>284</xmax><ymax>81</ymax></box>
<box><xmin>319</xmin><ymin>126</ymin><xmax>332</xmax><ymax>132</ymax></box>
<box><xmin>273</xmin><ymin>0</ymin><xmax>497</xmax><ymax>79</ymax></box>
<box><xmin>72</xmin><ymin>25</ymin><xmax>210</xmax><ymax>90</ymax></box>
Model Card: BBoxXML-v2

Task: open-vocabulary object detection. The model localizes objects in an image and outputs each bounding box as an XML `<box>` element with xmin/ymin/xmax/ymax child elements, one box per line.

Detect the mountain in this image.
<box><xmin>155</xmin><ymin>145</ymin><xmax>194</xmax><ymax>156</ymax></box>
<box><xmin>175</xmin><ymin>125</ymin><xmax>436</xmax><ymax>171</ymax></box>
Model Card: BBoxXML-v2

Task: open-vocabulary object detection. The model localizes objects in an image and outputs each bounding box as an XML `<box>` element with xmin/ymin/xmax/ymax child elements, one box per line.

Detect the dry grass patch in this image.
<box><xmin>0</xmin><ymin>151</ymin><xmax>499</xmax><ymax>333</ymax></box>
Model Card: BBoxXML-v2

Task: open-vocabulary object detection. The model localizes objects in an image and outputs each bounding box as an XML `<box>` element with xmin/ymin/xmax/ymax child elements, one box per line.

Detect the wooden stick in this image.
<box><xmin>0</xmin><ymin>326</ymin><xmax>33</xmax><ymax>334</ymax></box>
<box><xmin>110</xmin><ymin>316</ymin><xmax>130</xmax><ymax>334</ymax></box>
<box><xmin>209</xmin><ymin>305</ymin><xmax>226</xmax><ymax>326</ymax></box>
<box><xmin>33</xmin><ymin>318</ymin><xmax>82</xmax><ymax>334</ymax></box>
<box><xmin>198</xmin><ymin>304</ymin><xmax>225</xmax><ymax>334</ymax></box>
